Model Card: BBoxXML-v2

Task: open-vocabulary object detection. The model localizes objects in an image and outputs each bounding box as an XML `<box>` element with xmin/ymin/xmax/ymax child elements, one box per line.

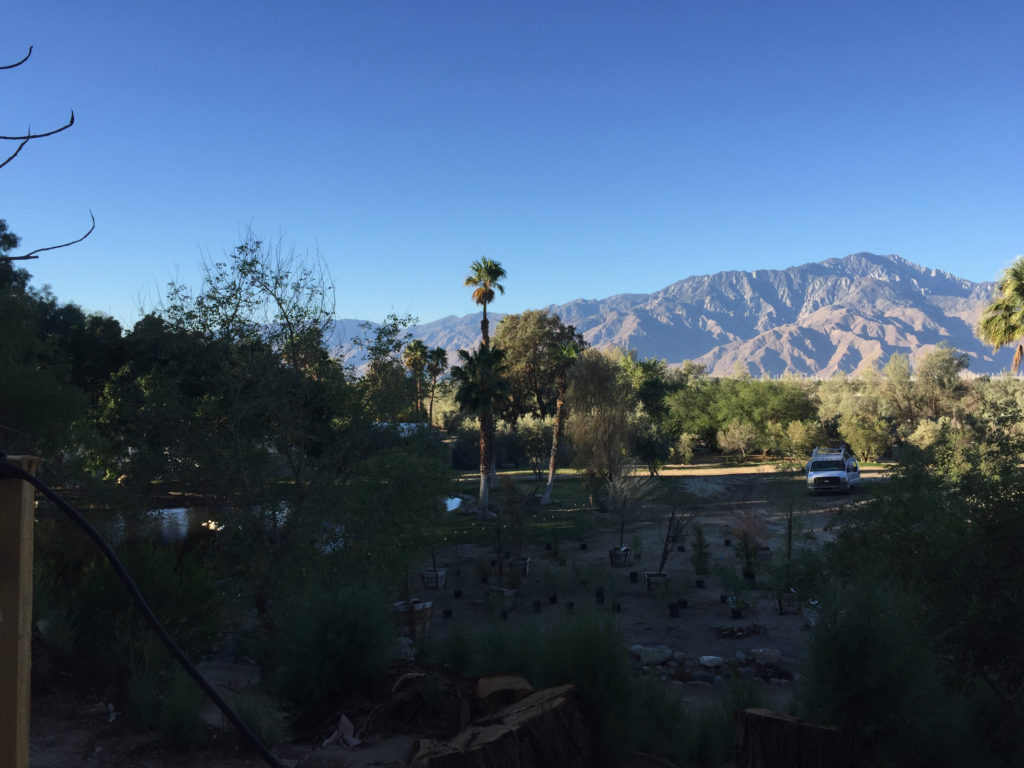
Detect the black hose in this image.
<box><xmin>0</xmin><ymin>455</ymin><xmax>284</xmax><ymax>768</ymax></box>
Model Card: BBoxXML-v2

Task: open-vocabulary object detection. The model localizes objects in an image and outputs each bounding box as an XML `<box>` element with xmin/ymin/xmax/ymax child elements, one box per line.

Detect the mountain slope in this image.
<box><xmin>347</xmin><ymin>253</ymin><xmax>1010</xmax><ymax>377</ymax></box>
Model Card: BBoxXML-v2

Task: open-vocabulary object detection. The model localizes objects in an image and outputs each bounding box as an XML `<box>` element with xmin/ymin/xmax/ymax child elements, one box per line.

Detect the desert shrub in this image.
<box><xmin>799</xmin><ymin>573</ymin><xmax>972</xmax><ymax>766</ymax></box>
<box><xmin>159</xmin><ymin>669</ymin><xmax>207</xmax><ymax>748</ymax></box>
<box><xmin>690</xmin><ymin>524</ymin><xmax>710</xmax><ymax>575</ymax></box>
<box><xmin>262</xmin><ymin>579</ymin><xmax>395</xmax><ymax>724</ymax></box>
<box><xmin>449</xmin><ymin>425</ymin><xmax>480</xmax><ymax>470</ymax></box>
<box><xmin>229</xmin><ymin>692</ymin><xmax>289</xmax><ymax>751</ymax></box>
<box><xmin>674</xmin><ymin>432</ymin><xmax>698</xmax><ymax>465</ymax></box>
<box><xmin>70</xmin><ymin>542</ymin><xmax>220</xmax><ymax>681</ymax></box>
<box><xmin>428</xmin><ymin>613</ymin><xmax>695</xmax><ymax>768</ymax></box>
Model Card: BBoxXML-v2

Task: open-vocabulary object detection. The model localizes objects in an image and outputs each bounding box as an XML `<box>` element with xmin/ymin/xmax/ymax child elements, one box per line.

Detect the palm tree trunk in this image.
<box><xmin>480</xmin><ymin>305</ymin><xmax>490</xmax><ymax>348</ymax></box>
<box><xmin>478</xmin><ymin>413</ymin><xmax>491</xmax><ymax>514</ymax></box>
<box><xmin>427</xmin><ymin>377</ymin><xmax>437</xmax><ymax>427</ymax></box>
<box><xmin>541</xmin><ymin>385</ymin><xmax>566</xmax><ymax>504</ymax></box>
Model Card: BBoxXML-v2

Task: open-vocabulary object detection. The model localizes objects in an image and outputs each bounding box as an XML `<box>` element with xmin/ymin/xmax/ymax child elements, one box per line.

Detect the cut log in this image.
<box><xmin>475</xmin><ymin>674</ymin><xmax>534</xmax><ymax>713</ymax></box>
<box><xmin>412</xmin><ymin>684</ymin><xmax>595</xmax><ymax>768</ymax></box>
<box><xmin>734</xmin><ymin>708</ymin><xmax>844</xmax><ymax>768</ymax></box>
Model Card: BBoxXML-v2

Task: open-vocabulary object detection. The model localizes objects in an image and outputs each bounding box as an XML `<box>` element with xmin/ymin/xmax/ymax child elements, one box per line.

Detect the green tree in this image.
<box><xmin>977</xmin><ymin>257</ymin><xmax>1024</xmax><ymax>373</ymax></box>
<box><xmin>717</xmin><ymin>419</ymin><xmax>757</xmax><ymax>461</ymax></box>
<box><xmin>542</xmin><ymin>339</ymin><xmax>583</xmax><ymax>504</ymax></box>
<box><xmin>914</xmin><ymin>343</ymin><xmax>969</xmax><ymax>420</ymax></box>
<box><xmin>451</xmin><ymin>345</ymin><xmax>510</xmax><ymax>511</ymax></box>
<box><xmin>566</xmin><ymin>350</ymin><xmax>632</xmax><ymax>496</ymax></box>
<box><xmin>425</xmin><ymin>346</ymin><xmax>449</xmax><ymax>427</ymax></box>
<box><xmin>353</xmin><ymin>313</ymin><xmax>416</xmax><ymax>423</ymax></box>
<box><xmin>464</xmin><ymin>257</ymin><xmax>506</xmax><ymax>347</ymax></box>
<box><xmin>492</xmin><ymin>309</ymin><xmax>585</xmax><ymax>427</ymax></box>
<box><xmin>402</xmin><ymin>338</ymin><xmax>429</xmax><ymax>419</ymax></box>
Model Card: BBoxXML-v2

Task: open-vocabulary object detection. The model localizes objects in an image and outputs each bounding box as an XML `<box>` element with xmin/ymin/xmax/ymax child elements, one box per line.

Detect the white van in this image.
<box><xmin>805</xmin><ymin>446</ymin><xmax>860</xmax><ymax>495</ymax></box>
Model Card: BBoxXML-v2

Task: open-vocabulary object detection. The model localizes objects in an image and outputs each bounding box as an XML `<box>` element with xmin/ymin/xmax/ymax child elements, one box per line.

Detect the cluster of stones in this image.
<box><xmin>629</xmin><ymin>644</ymin><xmax>795</xmax><ymax>688</ymax></box>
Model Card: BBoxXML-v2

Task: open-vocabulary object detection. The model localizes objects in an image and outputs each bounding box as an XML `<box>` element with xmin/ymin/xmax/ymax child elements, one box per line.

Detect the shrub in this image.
<box><xmin>263</xmin><ymin>579</ymin><xmax>395</xmax><ymax>724</ymax></box>
<box><xmin>159</xmin><ymin>669</ymin><xmax>207</xmax><ymax>748</ymax></box>
<box><xmin>799</xmin><ymin>573</ymin><xmax>971</xmax><ymax>766</ymax></box>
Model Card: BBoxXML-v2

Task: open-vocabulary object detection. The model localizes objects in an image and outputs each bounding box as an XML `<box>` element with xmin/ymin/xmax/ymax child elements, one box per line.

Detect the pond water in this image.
<box><xmin>146</xmin><ymin>496</ymin><xmax>463</xmax><ymax>543</ymax></box>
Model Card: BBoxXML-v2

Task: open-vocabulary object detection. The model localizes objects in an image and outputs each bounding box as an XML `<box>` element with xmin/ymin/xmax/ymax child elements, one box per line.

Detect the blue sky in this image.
<box><xmin>4</xmin><ymin>2</ymin><xmax>1021</xmax><ymax>330</ymax></box>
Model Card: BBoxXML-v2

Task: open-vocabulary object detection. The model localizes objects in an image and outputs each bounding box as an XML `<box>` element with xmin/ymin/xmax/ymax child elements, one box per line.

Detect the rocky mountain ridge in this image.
<box><xmin>341</xmin><ymin>253</ymin><xmax>1010</xmax><ymax>377</ymax></box>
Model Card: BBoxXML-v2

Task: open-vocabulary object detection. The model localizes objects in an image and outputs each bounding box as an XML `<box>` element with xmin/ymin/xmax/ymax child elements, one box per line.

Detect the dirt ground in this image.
<box><xmin>29</xmin><ymin>465</ymin><xmax>881</xmax><ymax>767</ymax></box>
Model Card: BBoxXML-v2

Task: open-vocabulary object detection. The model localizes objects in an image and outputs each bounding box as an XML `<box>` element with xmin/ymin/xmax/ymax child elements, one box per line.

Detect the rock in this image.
<box><xmin>686</xmin><ymin>681</ymin><xmax>712</xmax><ymax>688</ymax></box>
<box><xmin>738</xmin><ymin>666</ymin><xmax>757</xmax><ymax>679</ymax></box>
<box><xmin>752</xmin><ymin>647</ymin><xmax>782</xmax><ymax>665</ymax></box>
<box><xmin>735</xmin><ymin>650</ymin><xmax>749</xmax><ymax>664</ymax></box>
<box><xmin>688</xmin><ymin>670</ymin><xmax>716</xmax><ymax>684</ymax></box>
<box><xmin>671</xmin><ymin>650</ymin><xmax>687</xmax><ymax>663</ymax></box>
<box><xmin>638</xmin><ymin>645</ymin><xmax>674</xmax><ymax>666</ymax></box>
<box><xmin>699</xmin><ymin>655</ymin><xmax>724</xmax><ymax>668</ymax></box>
<box><xmin>713</xmin><ymin>675</ymin><xmax>727</xmax><ymax>687</ymax></box>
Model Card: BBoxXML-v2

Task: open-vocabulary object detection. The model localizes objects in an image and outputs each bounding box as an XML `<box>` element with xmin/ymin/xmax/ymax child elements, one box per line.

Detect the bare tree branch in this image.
<box><xmin>0</xmin><ymin>45</ymin><xmax>32</xmax><ymax>70</ymax></box>
<box><xmin>0</xmin><ymin>111</ymin><xmax>75</xmax><ymax>141</ymax></box>
<box><xmin>3</xmin><ymin>212</ymin><xmax>95</xmax><ymax>261</ymax></box>
<box><xmin>0</xmin><ymin>137</ymin><xmax>29</xmax><ymax>171</ymax></box>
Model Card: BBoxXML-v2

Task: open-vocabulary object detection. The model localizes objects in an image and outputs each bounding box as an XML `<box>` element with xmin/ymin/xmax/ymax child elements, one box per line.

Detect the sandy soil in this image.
<box><xmin>29</xmin><ymin>466</ymin><xmax>879</xmax><ymax>767</ymax></box>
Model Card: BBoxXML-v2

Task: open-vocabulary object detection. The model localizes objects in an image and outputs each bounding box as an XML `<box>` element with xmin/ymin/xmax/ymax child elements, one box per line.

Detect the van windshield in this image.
<box><xmin>810</xmin><ymin>460</ymin><xmax>845</xmax><ymax>471</ymax></box>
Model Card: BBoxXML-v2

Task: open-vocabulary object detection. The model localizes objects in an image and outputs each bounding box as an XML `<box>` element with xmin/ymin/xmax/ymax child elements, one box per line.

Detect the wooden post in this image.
<box><xmin>0</xmin><ymin>456</ymin><xmax>41</xmax><ymax>768</ymax></box>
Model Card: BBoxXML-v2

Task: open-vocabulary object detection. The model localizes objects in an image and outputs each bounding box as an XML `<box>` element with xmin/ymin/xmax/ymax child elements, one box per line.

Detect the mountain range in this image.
<box><xmin>339</xmin><ymin>253</ymin><xmax>1012</xmax><ymax>378</ymax></box>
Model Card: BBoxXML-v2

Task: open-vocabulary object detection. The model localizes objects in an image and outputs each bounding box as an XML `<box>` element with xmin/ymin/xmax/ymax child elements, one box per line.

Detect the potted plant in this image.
<box><xmin>354</xmin><ymin>450</ymin><xmax>450</xmax><ymax>639</ymax></box>
<box><xmin>499</xmin><ymin>479</ymin><xmax>532</xmax><ymax>575</ymax></box>
<box><xmin>690</xmin><ymin>524</ymin><xmax>710</xmax><ymax>576</ymax></box>
<box><xmin>420</xmin><ymin>497</ymin><xmax>450</xmax><ymax>589</ymax></box>
<box><xmin>644</xmin><ymin>500</ymin><xmax>694</xmax><ymax>595</ymax></box>
<box><xmin>604</xmin><ymin>466</ymin><xmax>655</xmax><ymax>568</ymax></box>
<box><xmin>733</xmin><ymin>512</ymin><xmax>767</xmax><ymax>582</ymax></box>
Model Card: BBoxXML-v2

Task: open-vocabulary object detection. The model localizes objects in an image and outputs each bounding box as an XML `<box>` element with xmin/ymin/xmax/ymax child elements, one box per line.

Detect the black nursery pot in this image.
<box><xmin>532</xmin><ymin>600</ymin><xmax>542</xmax><ymax>613</ymax></box>
<box><xmin>629</xmin><ymin>571</ymin><xmax>639</xmax><ymax>583</ymax></box>
<box><xmin>668</xmin><ymin>602</ymin><xmax>680</xmax><ymax>617</ymax></box>
<box><xmin>695</xmin><ymin>579</ymin><xmax>706</xmax><ymax>589</ymax></box>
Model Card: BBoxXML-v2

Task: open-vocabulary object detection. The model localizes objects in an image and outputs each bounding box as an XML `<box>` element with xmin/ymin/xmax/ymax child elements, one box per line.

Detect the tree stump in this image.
<box><xmin>734</xmin><ymin>708</ymin><xmax>844</xmax><ymax>768</ymax></box>
<box><xmin>412</xmin><ymin>684</ymin><xmax>595</xmax><ymax>768</ymax></box>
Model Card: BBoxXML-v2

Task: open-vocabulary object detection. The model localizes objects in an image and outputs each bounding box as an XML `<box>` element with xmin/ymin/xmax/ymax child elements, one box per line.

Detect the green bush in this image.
<box><xmin>159</xmin><ymin>669</ymin><xmax>207</xmax><ymax>748</ymax></box>
<box><xmin>799</xmin><ymin>573</ymin><xmax>972</xmax><ymax>766</ymax></box>
<box><xmin>263</xmin><ymin>580</ymin><xmax>395</xmax><ymax>724</ymax></box>
<box><xmin>427</xmin><ymin>613</ymin><xmax>698</xmax><ymax>768</ymax></box>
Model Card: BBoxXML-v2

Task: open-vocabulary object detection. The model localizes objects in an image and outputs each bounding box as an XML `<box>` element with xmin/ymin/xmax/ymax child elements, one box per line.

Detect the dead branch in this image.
<box><xmin>3</xmin><ymin>212</ymin><xmax>95</xmax><ymax>261</ymax></box>
<box><xmin>0</xmin><ymin>138</ymin><xmax>30</xmax><ymax>171</ymax></box>
<box><xmin>0</xmin><ymin>111</ymin><xmax>75</xmax><ymax>142</ymax></box>
<box><xmin>0</xmin><ymin>45</ymin><xmax>32</xmax><ymax>70</ymax></box>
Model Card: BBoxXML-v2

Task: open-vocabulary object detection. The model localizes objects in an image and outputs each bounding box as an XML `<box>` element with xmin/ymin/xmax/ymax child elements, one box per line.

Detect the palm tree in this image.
<box><xmin>450</xmin><ymin>345</ymin><xmax>510</xmax><ymax>512</ymax></box>
<box><xmin>426</xmin><ymin>346</ymin><xmax>448</xmax><ymax>427</ymax></box>
<box><xmin>464</xmin><ymin>257</ymin><xmax>506</xmax><ymax>347</ymax></box>
<box><xmin>402</xmin><ymin>339</ymin><xmax>428</xmax><ymax>418</ymax></box>
<box><xmin>541</xmin><ymin>340</ymin><xmax>580</xmax><ymax>504</ymax></box>
<box><xmin>978</xmin><ymin>257</ymin><xmax>1024</xmax><ymax>374</ymax></box>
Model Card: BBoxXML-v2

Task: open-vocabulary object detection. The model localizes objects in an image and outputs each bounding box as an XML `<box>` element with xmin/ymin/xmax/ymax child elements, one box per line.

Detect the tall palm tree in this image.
<box><xmin>402</xmin><ymin>339</ymin><xmax>428</xmax><ymax>418</ymax></box>
<box><xmin>450</xmin><ymin>345</ymin><xmax>510</xmax><ymax>512</ymax></box>
<box><xmin>541</xmin><ymin>340</ymin><xmax>581</xmax><ymax>504</ymax></box>
<box><xmin>426</xmin><ymin>346</ymin><xmax>448</xmax><ymax>427</ymax></box>
<box><xmin>978</xmin><ymin>258</ymin><xmax>1024</xmax><ymax>374</ymax></box>
<box><xmin>464</xmin><ymin>257</ymin><xmax>506</xmax><ymax>347</ymax></box>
